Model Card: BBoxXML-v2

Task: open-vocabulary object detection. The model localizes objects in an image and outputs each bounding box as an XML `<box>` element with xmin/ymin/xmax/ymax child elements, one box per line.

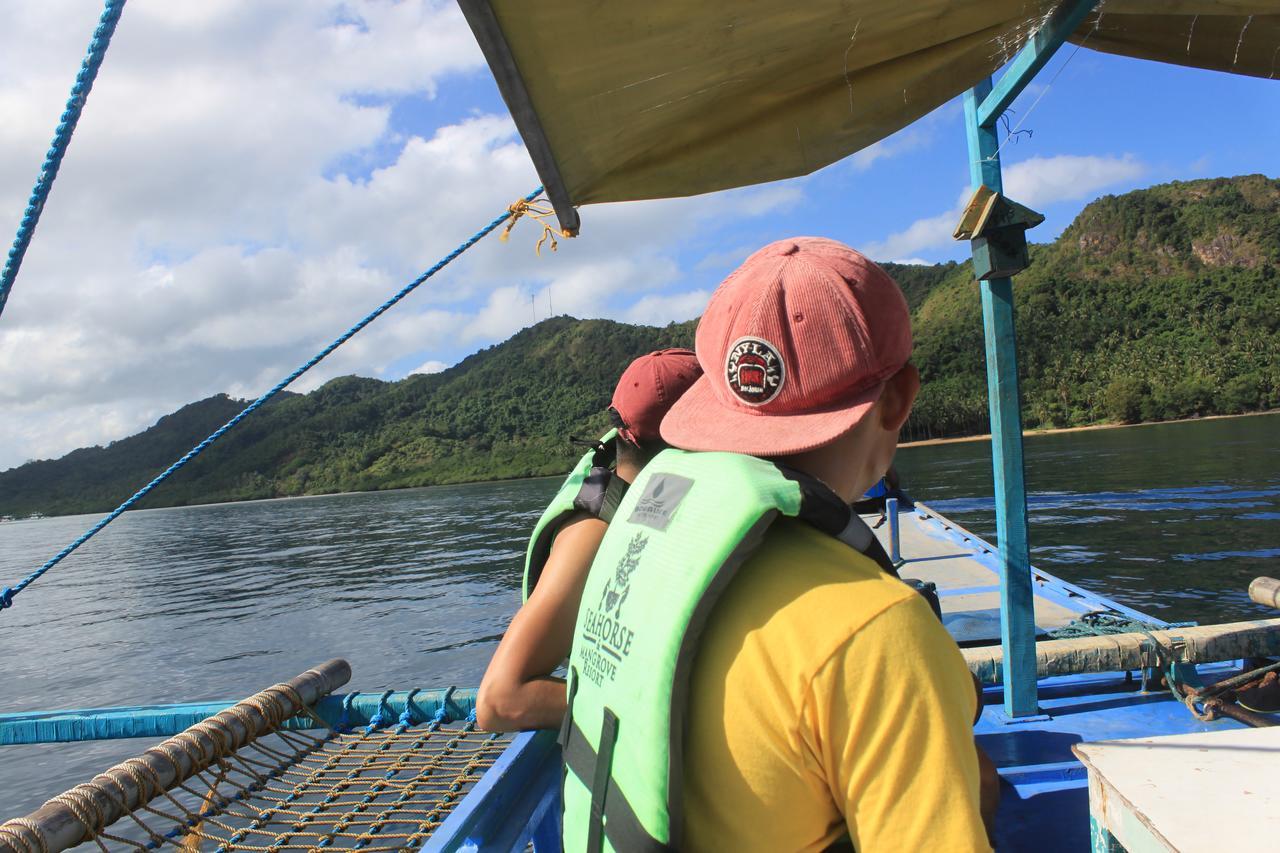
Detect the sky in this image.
<box><xmin>1</xmin><ymin>1</ymin><xmax>1278</xmax><ymax>472</ymax></box>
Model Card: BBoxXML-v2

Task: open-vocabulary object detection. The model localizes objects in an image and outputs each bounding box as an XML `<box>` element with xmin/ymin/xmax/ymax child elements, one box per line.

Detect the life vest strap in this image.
<box><xmin>564</xmin><ymin>718</ymin><xmax>669</xmax><ymax>853</ymax></box>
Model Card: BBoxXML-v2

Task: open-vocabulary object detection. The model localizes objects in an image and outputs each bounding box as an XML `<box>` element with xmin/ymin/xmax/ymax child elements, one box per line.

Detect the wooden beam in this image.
<box><xmin>1249</xmin><ymin>576</ymin><xmax>1280</xmax><ymax>611</ymax></box>
<box><xmin>0</xmin><ymin>660</ymin><xmax>351</xmax><ymax>853</ymax></box>
<box><xmin>964</xmin><ymin>618</ymin><xmax>1280</xmax><ymax>686</ymax></box>
<box><xmin>964</xmin><ymin>80</ymin><xmax>1038</xmax><ymax>718</ymax></box>
<box><xmin>976</xmin><ymin>0</ymin><xmax>1102</xmax><ymax>129</ymax></box>
<box><xmin>458</xmin><ymin>0</ymin><xmax>581</xmax><ymax>235</ymax></box>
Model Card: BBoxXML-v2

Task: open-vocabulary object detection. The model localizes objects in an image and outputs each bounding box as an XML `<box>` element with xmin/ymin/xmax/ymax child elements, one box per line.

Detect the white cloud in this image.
<box><xmin>1003</xmin><ymin>154</ymin><xmax>1145</xmax><ymax>208</ymax></box>
<box><xmin>623</xmin><ymin>290</ymin><xmax>712</xmax><ymax>326</ymax></box>
<box><xmin>863</xmin><ymin>153</ymin><xmax>1145</xmax><ymax>261</ymax></box>
<box><xmin>889</xmin><ymin>258</ymin><xmax>932</xmax><ymax>266</ymax></box>
<box><xmin>846</xmin><ymin>101</ymin><xmax>958</xmax><ymax>172</ymax></box>
<box><xmin>863</xmin><ymin>204</ymin><xmax>965</xmax><ymax>262</ymax></box>
<box><xmin>0</xmin><ymin>1</ymin><xmax>799</xmax><ymax>470</ymax></box>
<box><xmin>847</xmin><ymin>126</ymin><xmax>930</xmax><ymax>172</ymax></box>
<box><xmin>410</xmin><ymin>360</ymin><xmax>448</xmax><ymax>375</ymax></box>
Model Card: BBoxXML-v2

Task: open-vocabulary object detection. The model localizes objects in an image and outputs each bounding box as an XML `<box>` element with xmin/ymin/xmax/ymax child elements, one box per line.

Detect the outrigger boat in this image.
<box><xmin>2</xmin><ymin>2</ymin><xmax>1279</xmax><ymax>851</ymax></box>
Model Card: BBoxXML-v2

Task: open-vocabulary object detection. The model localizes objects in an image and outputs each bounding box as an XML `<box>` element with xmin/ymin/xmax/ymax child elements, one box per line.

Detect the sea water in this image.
<box><xmin>1</xmin><ymin>412</ymin><xmax>1276</xmax><ymax>816</ymax></box>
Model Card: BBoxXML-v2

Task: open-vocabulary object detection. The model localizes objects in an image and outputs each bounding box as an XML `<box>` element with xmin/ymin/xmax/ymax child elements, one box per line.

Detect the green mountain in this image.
<box><xmin>2</xmin><ymin>175</ymin><xmax>1277</xmax><ymax>517</ymax></box>
<box><xmin>0</xmin><ymin>319</ymin><xmax>696</xmax><ymax>517</ymax></box>
<box><xmin>906</xmin><ymin>174</ymin><xmax>1280</xmax><ymax>437</ymax></box>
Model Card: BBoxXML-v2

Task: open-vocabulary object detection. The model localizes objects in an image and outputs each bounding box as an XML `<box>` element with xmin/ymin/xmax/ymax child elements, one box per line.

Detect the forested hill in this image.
<box><xmin>3</xmin><ymin>175</ymin><xmax>1277</xmax><ymax>517</ymax></box>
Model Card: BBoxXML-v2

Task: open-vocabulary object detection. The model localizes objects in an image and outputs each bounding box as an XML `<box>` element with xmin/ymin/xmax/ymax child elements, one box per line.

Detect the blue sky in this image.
<box><xmin>375</xmin><ymin>43</ymin><xmax>1280</xmax><ymax>370</ymax></box>
<box><xmin>1</xmin><ymin>1</ymin><xmax>1278</xmax><ymax>469</ymax></box>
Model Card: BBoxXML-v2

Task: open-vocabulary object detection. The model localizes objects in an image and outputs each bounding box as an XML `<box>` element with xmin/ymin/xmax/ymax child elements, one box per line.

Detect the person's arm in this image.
<box><xmin>801</xmin><ymin>593</ymin><xmax>992</xmax><ymax>852</ymax></box>
<box><xmin>476</xmin><ymin>514</ymin><xmax>608</xmax><ymax>731</ymax></box>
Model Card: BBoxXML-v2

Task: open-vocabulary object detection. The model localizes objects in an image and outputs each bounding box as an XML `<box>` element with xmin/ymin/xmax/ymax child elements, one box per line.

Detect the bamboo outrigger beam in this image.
<box><xmin>1249</xmin><ymin>576</ymin><xmax>1280</xmax><ymax>611</ymax></box>
<box><xmin>964</xmin><ymin>619</ymin><xmax>1280</xmax><ymax>687</ymax></box>
<box><xmin>0</xmin><ymin>660</ymin><xmax>351</xmax><ymax>853</ymax></box>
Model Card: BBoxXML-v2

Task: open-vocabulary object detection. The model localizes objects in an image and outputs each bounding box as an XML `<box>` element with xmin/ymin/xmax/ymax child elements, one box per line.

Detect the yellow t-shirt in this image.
<box><xmin>682</xmin><ymin>518</ymin><xmax>991</xmax><ymax>853</ymax></box>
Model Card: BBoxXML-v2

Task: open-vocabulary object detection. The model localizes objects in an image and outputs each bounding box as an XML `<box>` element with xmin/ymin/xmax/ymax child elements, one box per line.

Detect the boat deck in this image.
<box><xmin>861</xmin><ymin>502</ymin><xmax>1249</xmax><ymax>852</ymax></box>
<box><xmin>867</xmin><ymin>501</ymin><xmax>1133</xmax><ymax>645</ymax></box>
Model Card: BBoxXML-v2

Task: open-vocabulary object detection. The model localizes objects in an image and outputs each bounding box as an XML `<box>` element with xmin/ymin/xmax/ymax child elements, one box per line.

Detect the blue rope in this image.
<box><xmin>0</xmin><ymin>0</ymin><xmax>126</xmax><ymax>320</ymax></box>
<box><xmin>0</xmin><ymin>187</ymin><xmax>542</xmax><ymax>613</ymax></box>
<box><xmin>365</xmin><ymin>690</ymin><xmax>395</xmax><ymax>733</ymax></box>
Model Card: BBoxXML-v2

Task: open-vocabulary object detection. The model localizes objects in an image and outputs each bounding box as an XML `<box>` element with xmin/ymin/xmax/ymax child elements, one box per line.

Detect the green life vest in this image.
<box><xmin>558</xmin><ymin>449</ymin><xmax>897</xmax><ymax>852</ymax></box>
<box><xmin>522</xmin><ymin>429</ymin><xmax>630</xmax><ymax>602</ymax></box>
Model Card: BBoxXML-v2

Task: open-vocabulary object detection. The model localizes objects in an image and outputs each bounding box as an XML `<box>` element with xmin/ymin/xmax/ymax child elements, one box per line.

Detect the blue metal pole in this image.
<box><xmin>886</xmin><ymin>497</ymin><xmax>902</xmax><ymax>565</ymax></box>
<box><xmin>964</xmin><ymin>80</ymin><xmax>1038</xmax><ymax>718</ymax></box>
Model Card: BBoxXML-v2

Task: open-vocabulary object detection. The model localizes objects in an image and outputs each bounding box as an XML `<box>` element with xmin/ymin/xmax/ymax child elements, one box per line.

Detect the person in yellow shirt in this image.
<box><xmin>658</xmin><ymin>237</ymin><xmax>995</xmax><ymax>851</ymax></box>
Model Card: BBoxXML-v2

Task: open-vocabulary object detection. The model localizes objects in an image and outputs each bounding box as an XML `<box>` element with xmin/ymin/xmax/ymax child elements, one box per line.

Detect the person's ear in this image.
<box><xmin>877</xmin><ymin>363</ymin><xmax>919</xmax><ymax>432</ymax></box>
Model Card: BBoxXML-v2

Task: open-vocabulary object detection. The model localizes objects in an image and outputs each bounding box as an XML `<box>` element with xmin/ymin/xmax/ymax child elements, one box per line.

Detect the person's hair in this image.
<box><xmin>617</xmin><ymin>434</ymin><xmax>666</xmax><ymax>470</ymax></box>
<box><xmin>608</xmin><ymin>405</ymin><xmax>669</xmax><ymax>470</ymax></box>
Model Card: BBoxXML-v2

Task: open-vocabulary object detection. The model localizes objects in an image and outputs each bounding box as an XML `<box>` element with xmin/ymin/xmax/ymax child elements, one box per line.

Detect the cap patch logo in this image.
<box><xmin>726</xmin><ymin>337</ymin><xmax>785</xmax><ymax>405</ymax></box>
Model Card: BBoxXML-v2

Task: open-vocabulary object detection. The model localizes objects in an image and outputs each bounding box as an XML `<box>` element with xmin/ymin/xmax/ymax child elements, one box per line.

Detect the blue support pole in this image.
<box><xmin>964</xmin><ymin>79</ymin><xmax>1038</xmax><ymax>718</ymax></box>
<box><xmin>886</xmin><ymin>497</ymin><xmax>902</xmax><ymax>565</ymax></box>
<box><xmin>960</xmin><ymin>0</ymin><xmax>1102</xmax><ymax>720</ymax></box>
<box><xmin>975</xmin><ymin>0</ymin><xmax>1101</xmax><ymax>128</ymax></box>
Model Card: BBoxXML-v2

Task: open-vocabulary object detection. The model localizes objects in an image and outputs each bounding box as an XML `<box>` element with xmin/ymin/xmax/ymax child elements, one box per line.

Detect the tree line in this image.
<box><xmin>2</xmin><ymin>175</ymin><xmax>1276</xmax><ymax>517</ymax></box>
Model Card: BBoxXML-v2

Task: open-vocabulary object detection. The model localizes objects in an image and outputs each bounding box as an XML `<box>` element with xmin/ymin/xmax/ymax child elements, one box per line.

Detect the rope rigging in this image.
<box><xmin>1056</xmin><ymin>612</ymin><xmax>1280</xmax><ymax>726</ymax></box>
<box><xmin>0</xmin><ymin>0</ymin><xmax>126</xmax><ymax>320</ymax></box>
<box><xmin>0</xmin><ymin>188</ymin><xmax>545</xmax><ymax>614</ymax></box>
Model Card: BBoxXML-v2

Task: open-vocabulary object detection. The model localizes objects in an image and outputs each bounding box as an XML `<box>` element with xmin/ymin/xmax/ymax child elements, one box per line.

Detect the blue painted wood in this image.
<box><xmin>965</xmin><ymin>80</ymin><xmax>1003</xmax><ymax>192</ymax></box>
<box><xmin>976</xmin><ymin>0</ymin><xmax>1102</xmax><ymax>128</ymax></box>
<box><xmin>886</xmin><ymin>497</ymin><xmax>902</xmax><ymax>564</ymax></box>
<box><xmin>0</xmin><ymin>687</ymin><xmax>476</xmax><ymax>746</ymax></box>
<box><xmin>964</xmin><ymin>79</ymin><xmax>1038</xmax><ymax>717</ymax></box>
<box><xmin>976</xmin><ymin>663</ymin><xmax>1246</xmax><ymax>853</ymax></box>
<box><xmin>422</xmin><ymin>728</ymin><xmax>562</xmax><ymax>853</ymax></box>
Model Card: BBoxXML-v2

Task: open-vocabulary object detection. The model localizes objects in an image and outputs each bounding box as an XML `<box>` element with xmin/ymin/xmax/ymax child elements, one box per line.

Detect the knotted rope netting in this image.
<box><xmin>0</xmin><ymin>663</ymin><xmax>512</xmax><ymax>853</ymax></box>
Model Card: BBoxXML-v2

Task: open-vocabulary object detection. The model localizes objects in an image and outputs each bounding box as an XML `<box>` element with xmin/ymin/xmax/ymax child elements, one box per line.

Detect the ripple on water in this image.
<box><xmin>3</xmin><ymin>416</ymin><xmax>1279</xmax><ymax>817</ymax></box>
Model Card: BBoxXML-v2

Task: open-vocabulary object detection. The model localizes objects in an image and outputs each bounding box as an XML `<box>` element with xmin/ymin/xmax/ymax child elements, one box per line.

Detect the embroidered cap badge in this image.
<box><xmin>725</xmin><ymin>337</ymin><xmax>785</xmax><ymax>405</ymax></box>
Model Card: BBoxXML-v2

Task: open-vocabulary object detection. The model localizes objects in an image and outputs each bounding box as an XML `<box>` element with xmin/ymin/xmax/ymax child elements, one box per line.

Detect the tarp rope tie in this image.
<box><xmin>501</xmin><ymin>196</ymin><xmax>573</xmax><ymax>255</ymax></box>
<box><xmin>0</xmin><ymin>187</ymin><xmax>544</xmax><ymax>615</ymax></box>
<box><xmin>0</xmin><ymin>0</ymin><xmax>126</xmax><ymax>321</ymax></box>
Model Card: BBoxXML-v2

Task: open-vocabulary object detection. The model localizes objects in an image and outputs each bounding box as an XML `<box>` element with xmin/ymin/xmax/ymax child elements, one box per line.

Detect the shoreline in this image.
<box><xmin>7</xmin><ymin>410</ymin><xmax>1276</xmax><ymax>522</ymax></box>
<box><xmin>898</xmin><ymin>408</ymin><xmax>1279</xmax><ymax>449</ymax></box>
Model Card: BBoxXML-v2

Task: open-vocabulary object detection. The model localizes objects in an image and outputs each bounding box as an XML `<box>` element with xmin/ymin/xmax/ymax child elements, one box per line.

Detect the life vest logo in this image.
<box><xmin>725</xmin><ymin>337</ymin><xmax>784</xmax><ymax>405</ymax></box>
<box><xmin>628</xmin><ymin>473</ymin><xmax>694</xmax><ymax>532</ymax></box>
<box><xmin>579</xmin><ymin>532</ymin><xmax>647</xmax><ymax>688</ymax></box>
<box><xmin>600</xmin><ymin>532</ymin><xmax>646</xmax><ymax>619</ymax></box>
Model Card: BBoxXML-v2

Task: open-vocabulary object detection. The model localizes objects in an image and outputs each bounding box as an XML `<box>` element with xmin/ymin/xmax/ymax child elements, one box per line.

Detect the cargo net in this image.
<box><xmin>0</xmin><ymin>664</ymin><xmax>514</xmax><ymax>853</ymax></box>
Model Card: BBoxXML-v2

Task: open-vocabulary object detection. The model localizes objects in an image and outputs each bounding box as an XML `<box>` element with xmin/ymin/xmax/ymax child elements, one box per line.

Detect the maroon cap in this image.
<box><xmin>661</xmin><ymin>237</ymin><xmax>912</xmax><ymax>456</ymax></box>
<box><xmin>610</xmin><ymin>349</ymin><xmax>702</xmax><ymax>445</ymax></box>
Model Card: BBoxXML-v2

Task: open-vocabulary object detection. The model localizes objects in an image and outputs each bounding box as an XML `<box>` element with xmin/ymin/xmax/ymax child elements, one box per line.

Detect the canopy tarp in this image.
<box><xmin>460</xmin><ymin>1</ymin><xmax>1280</xmax><ymax>232</ymax></box>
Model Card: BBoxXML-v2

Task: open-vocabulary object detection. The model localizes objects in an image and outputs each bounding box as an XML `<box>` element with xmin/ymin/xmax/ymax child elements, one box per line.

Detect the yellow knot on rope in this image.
<box><xmin>501</xmin><ymin>197</ymin><xmax>574</xmax><ymax>255</ymax></box>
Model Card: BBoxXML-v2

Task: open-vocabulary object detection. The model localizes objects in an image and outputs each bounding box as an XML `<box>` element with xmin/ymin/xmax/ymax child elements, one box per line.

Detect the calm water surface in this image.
<box><xmin>1</xmin><ymin>413</ymin><xmax>1277</xmax><ymax>815</ymax></box>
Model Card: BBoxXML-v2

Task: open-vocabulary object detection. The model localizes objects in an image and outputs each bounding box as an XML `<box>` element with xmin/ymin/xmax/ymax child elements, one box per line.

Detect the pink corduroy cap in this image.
<box><xmin>661</xmin><ymin>237</ymin><xmax>912</xmax><ymax>456</ymax></box>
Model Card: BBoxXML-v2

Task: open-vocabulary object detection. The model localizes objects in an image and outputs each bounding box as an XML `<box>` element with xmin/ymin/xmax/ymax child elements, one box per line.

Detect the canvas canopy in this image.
<box><xmin>460</xmin><ymin>1</ymin><xmax>1280</xmax><ymax>233</ymax></box>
